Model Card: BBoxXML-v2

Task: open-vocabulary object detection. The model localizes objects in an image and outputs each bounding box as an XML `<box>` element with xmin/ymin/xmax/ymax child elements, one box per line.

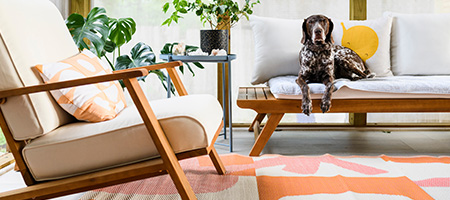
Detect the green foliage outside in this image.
<box><xmin>0</xmin><ymin>128</ymin><xmax>6</xmax><ymax>153</ymax></box>
<box><xmin>66</xmin><ymin>7</ymin><xmax>204</xmax><ymax>94</ymax></box>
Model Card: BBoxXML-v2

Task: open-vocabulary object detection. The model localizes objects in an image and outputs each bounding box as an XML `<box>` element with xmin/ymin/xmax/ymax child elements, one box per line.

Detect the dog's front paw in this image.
<box><xmin>302</xmin><ymin>102</ymin><xmax>312</xmax><ymax>116</ymax></box>
<box><xmin>320</xmin><ymin>100</ymin><xmax>331</xmax><ymax>113</ymax></box>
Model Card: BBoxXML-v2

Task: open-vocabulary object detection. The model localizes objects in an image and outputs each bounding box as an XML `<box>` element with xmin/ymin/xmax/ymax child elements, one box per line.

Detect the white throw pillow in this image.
<box><xmin>249</xmin><ymin>15</ymin><xmax>303</xmax><ymax>85</ymax></box>
<box><xmin>332</xmin><ymin>16</ymin><xmax>393</xmax><ymax>77</ymax></box>
<box><xmin>387</xmin><ymin>12</ymin><xmax>450</xmax><ymax>75</ymax></box>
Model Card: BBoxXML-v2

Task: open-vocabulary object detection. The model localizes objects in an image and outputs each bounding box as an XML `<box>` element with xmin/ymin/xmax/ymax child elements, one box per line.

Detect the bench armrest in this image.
<box><xmin>0</xmin><ymin>68</ymin><xmax>148</xmax><ymax>100</ymax></box>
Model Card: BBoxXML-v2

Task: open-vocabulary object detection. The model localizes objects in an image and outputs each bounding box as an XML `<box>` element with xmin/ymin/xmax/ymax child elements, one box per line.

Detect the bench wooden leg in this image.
<box><xmin>249</xmin><ymin>113</ymin><xmax>284</xmax><ymax>156</ymax></box>
<box><xmin>248</xmin><ymin>113</ymin><xmax>266</xmax><ymax>132</ymax></box>
<box><xmin>349</xmin><ymin>113</ymin><xmax>367</xmax><ymax>127</ymax></box>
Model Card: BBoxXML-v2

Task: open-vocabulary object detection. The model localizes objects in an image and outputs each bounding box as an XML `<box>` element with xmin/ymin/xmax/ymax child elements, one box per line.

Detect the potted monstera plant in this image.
<box><xmin>162</xmin><ymin>0</ymin><xmax>260</xmax><ymax>54</ymax></box>
<box><xmin>65</xmin><ymin>7</ymin><xmax>203</xmax><ymax>93</ymax></box>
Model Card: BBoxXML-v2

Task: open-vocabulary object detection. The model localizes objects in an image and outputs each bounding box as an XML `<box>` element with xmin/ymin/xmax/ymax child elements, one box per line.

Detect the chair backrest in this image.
<box><xmin>0</xmin><ymin>0</ymin><xmax>78</xmax><ymax>140</ymax></box>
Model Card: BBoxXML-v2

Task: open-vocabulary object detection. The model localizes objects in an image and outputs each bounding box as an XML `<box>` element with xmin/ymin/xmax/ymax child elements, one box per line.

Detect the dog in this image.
<box><xmin>297</xmin><ymin>14</ymin><xmax>372</xmax><ymax>116</ymax></box>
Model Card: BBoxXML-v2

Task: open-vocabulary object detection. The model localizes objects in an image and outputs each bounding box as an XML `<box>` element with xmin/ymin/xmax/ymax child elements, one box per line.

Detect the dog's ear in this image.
<box><xmin>301</xmin><ymin>19</ymin><xmax>309</xmax><ymax>44</ymax></box>
<box><xmin>326</xmin><ymin>17</ymin><xmax>334</xmax><ymax>44</ymax></box>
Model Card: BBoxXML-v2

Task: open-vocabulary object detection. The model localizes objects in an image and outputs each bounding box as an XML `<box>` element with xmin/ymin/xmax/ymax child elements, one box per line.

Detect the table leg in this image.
<box><xmin>167</xmin><ymin>75</ymin><xmax>172</xmax><ymax>98</ymax></box>
<box><xmin>227</xmin><ymin>61</ymin><xmax>233</xmax><ymax>152</ymax></box>
<box><xmin>222</xmin><ymin>62</ymin><xmax>227</xmax><ymax>140</ymax></box>
<box><xmin>167</xmin><ymin>57</ymin><xmax>172</xmax><ymax>98</ymax></box>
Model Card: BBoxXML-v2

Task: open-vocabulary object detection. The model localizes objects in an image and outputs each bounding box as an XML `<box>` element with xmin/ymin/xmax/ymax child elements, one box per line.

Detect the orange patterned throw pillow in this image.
<box><xmin>36</xmin><ymin>50</ymin><xmax>127</xmax><ymax>122</ymax></box>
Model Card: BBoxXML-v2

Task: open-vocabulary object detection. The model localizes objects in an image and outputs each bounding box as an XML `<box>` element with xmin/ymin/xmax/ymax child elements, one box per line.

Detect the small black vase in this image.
<box><xmin>200</xmin><ymin>30</ymin><xmax>228</xmax><ymax>54</ymax></box>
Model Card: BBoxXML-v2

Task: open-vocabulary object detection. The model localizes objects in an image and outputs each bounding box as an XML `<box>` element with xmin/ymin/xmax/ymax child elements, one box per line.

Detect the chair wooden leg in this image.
<box><xmin>248</xmin><ymin>113</ymin><xmax>266</xmax><ymax>132</ymax></box>
<box><xmin>124</xmin><ymin>78</ymin><xmax>197</xmax><ymax>200</ymax></box>
<box><xmin>165</xmin><ymin>159</ymin><xmax>197</xmax><ymax>200</ymax></box>
<box><xmin>249</xmin><ymin>113</ymin><xmax>284</xmax><ymax>156</ymax></box>
<box><xmin>208</xmin><ymin>147</ymin><xmax>226</xmax><ymax>175</ymax></box>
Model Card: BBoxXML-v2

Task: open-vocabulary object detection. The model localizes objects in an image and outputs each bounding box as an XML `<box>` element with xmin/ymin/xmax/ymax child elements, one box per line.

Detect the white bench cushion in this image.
<box><xmin>22</xmin><ymin>94</ymin><xmax>222</xmax><ymax>181</ymax></box>
<box><xmin>268</xmin><ymin>75</ymin><xmax>450</xmax><ymax>99</ymax></box>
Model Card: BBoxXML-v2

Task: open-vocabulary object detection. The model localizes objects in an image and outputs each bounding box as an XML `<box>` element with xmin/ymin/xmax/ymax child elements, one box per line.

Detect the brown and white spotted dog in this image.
<box><xmin>297</xmin><ymin>14</ymin><xmax>372</xmax><ymax>116</ymax></box>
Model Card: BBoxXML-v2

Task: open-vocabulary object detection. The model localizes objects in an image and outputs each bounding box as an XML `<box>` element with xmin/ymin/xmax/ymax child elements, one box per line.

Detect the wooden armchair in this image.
<box><xmin>0</xmin><ymin>0</ymin><xmax>225</xmax><ymax>199</ymax></box>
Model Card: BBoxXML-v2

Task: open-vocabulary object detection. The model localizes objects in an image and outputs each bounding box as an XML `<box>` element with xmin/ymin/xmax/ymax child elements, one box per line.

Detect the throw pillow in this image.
<box><xmin>249</xmin><ymin>15</ymin><xmax>303</xmax><ymax>85</ymax></box>
<box><xmin>36</xmin><ymin>49</ymin><xmax>127</xmax><ymax>122</ymax></box>
<box><xmin>332</xmin><ymin>16</ymin><xmax>393</xmax><ymax>77</ymax></box>
<box><xmin>386</xmin><ymin>12</ymin><xmax>450</xmax><ymax>75</ymax></box>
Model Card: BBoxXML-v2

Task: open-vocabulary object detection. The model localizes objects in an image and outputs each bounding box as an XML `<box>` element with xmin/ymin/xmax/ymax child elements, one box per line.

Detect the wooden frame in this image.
<box><xmin>0</xmin><ymin>61</ymin><xmax>225</xmax><ymax>200</ymax></box>
<box><xmin>237</xmin><ymin>87</ymin><xmax>450</xmax><ymax>156</ymax></box>
<box><xmin>70</xmin><ymin>0</ymin><xmax>91</xmax><ymax>17</ymax></box>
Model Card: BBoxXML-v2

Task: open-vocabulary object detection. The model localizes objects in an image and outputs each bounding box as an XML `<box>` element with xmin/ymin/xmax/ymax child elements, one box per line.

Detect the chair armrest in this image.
<box><xmin>112</xmin><ymin>61</ymin><xmax>183</xmax><ymax>73</ymax></box>
<box><xmin>0</xmin><ymin>68</ymin><xmax>148</xmax><ymax>99</ymax></box>
<box><xmin>114</xmin><ymin>61</ymin><xmax>188</xmax><ymax>96</ymax></box>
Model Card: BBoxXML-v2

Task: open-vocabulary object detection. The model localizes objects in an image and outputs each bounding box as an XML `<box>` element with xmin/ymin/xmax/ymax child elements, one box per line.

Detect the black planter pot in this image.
<box><xmin>200</xmin><ymin>30</ymin><xmax>228</xmax><ymax>54</ymax></box>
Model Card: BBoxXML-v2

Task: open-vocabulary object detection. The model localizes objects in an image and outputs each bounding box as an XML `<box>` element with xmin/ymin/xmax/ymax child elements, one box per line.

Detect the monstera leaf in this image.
<box><xmin>116</xmin><ymin>42</ymin><xmax>174</xmax><ymax>93</ymax></box>
<box><xmin>66</xmin><ymin>7</ymin><xmax>109</xmax><ymax>57</ymax></box>
<box><xmin>108</xmin><ymin>17</ymin><xmax>136</xmax><ymax>52</ymax></box>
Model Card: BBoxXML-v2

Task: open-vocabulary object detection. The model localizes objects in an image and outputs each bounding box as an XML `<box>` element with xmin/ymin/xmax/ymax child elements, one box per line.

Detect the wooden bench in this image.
<box><xmin>237</xmin><ymin>86</ymin><xmax>450</xmax><ymax>156</ymax></box>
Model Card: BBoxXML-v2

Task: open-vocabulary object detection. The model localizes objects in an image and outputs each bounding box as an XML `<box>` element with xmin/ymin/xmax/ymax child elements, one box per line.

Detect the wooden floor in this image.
<box><xmin>215</xmin><ymin>127</ymin><xmax>450</xmax><ymax>156</ymax></box>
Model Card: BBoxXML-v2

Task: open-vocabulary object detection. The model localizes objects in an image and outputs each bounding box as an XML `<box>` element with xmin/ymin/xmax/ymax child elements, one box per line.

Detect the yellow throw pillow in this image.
<box><xmin>36</xmin><ymin>49</ymin><xmax>126</xmax><ymax>122</ymax></box>
<box><xmin>332</xmin><ymin>16</ymin><xmax>393</xmax><ymax>77</ymax></box>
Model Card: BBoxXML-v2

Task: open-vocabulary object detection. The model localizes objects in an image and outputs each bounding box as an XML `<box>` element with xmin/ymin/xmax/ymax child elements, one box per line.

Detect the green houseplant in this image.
<box><xmin>66</xmin><ymin>7</ymin><xmax>203</xmax><ymax>93</ymax></box>
<box><xmin>162</xmin><ymin>0</ymin><xmax>260</xmax><ymax>54</ymax></box>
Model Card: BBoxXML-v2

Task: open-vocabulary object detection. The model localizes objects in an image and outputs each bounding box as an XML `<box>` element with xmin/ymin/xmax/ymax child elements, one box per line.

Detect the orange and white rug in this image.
<box><xmin>81</xmin><ymin>154</ymin><xmax>450</xmax><ymax>199</ymax></box>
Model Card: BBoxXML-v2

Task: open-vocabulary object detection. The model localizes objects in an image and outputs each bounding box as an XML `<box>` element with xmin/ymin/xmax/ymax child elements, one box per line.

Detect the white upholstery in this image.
<box><xmin>22</xmin><ymin>94</ymin><xmax>223</xmax><ymax>181</ymax></box>
<box><xmin>249</xmin><ymin>15</ymin><xmax>303</xmax><ymax>85</ymax></box>
<box><xmin>0</xmin><ymin>0</ymin><xmax>78</xmax><ymax>140</ymax></box>
<box><xmin>388</xmin><ymin>12</ymin><xmax>450</xmax><ymax>75</ymax></box>
<box><xmin>269</xmin><ymin>75</ymin><xmax>450</xmax><ymax>100</ymax></box>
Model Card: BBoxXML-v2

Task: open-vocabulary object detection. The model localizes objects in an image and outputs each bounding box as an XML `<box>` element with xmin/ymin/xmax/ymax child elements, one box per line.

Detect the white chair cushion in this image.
<box><xmin>22</xmin><ymin>94</ymin><xmax>222</xmax><ymax>181</ymax></box>
<box><xmin>387</xmin><ymin>12</ymin><xmax>450</xmax><ymax>75</ymax></box>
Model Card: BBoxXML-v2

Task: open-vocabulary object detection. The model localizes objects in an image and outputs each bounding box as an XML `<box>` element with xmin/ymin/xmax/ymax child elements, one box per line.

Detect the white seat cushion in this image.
<box><xmin>22</xmin><ymin>94</ymin><xmax>222</xmax><ymax>181</ymax></box>
<box><xmin>268</xmin><ymin>75</ymin><xmax>450</xmax><ymax>99</ymax></box>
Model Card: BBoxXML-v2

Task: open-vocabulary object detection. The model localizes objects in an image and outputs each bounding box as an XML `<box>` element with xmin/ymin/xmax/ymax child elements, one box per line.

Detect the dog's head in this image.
<box><xmin>301</xmin><ymin>15</ymin><xmax>334</xmax><ymax>45</ymax></box>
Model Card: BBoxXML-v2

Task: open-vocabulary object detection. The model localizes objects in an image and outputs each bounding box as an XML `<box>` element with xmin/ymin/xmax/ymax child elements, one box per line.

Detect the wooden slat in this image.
<box><xmin>123</xmin><ymin>78</ymin><xmax>196</xmax><ymax>200</ymax></box>
<box><xmin>247</xmin><ymin>87</ymin><xmax>257</xmax><ymax>100</ymax></box>
<box><xmin>238</xmin><ymin>87</ymin><xmax>248</xmax><ymax>100</ymax></box>
<box><xmin>263</xmin><ymin>87</ymin><xmax>276</xmax><ymax>100</ymax></box>
<box><xmin>255</xmin><ymin>87</ymin><xmax>266</xmax><ymax>100</ymax></box>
